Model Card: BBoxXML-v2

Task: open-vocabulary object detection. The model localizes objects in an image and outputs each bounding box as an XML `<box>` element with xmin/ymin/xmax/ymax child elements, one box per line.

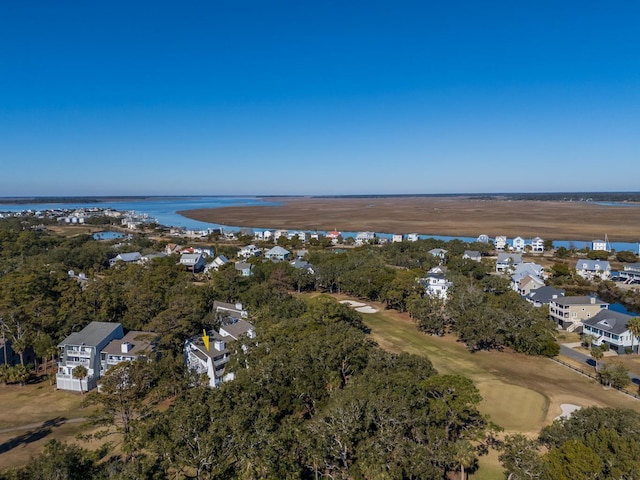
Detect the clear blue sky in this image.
<box><xmin>1</xmin><ymin>1</ymin><xmax>639</xmax><ymax>196</ymax></box>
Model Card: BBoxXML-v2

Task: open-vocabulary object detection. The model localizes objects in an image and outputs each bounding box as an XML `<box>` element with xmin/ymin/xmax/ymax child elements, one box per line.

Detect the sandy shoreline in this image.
<box><xmin>178</xmin><ymin>196</ymin><xmax>640</xmax><ymax>243</ymax></box>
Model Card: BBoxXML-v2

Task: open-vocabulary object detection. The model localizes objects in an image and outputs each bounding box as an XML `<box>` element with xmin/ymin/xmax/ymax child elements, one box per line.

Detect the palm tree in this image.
<box><xmin>628</xmin><ymin>317</ymin><xmax>640</xmax><ymax>354</ymax></box>
<box><xmin>591</xmin><ymin>347</ymin><xmax>604</xmax><ymax>374</ymax></box>
<box><xmin>72</xmin><ymin>365</ymin><xmax>88</xmax><ymax>406</ymax></box>
<box><xmin>453</xmin><ymin>441</ymin><xmax>477</xmax><ymax>480</ymax></box>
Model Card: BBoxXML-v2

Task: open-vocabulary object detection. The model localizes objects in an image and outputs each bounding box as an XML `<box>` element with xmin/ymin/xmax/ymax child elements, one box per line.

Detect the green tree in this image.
<box><xmin>590</xmin><ymin>346</ymin><xmax>604</xmax><ymax>373</ymax></box>
<box><xmin>499</xmin><ymin>433</ymin><xmax>544</xmax><ymax>480</ymax></box>
<box><xmin>598</xmin><ymin>361</ymin><xmax>630</xmax><ymax>389</ymax></box>
<box><xmin>628</xmin><ymin>317</ymin><xmax>640</xmax><ymax>354</ymax></box>
<box><xmin>72</xmin><ymin>365</ymin><xmax>88</xmax><ymax>406</ymax></box>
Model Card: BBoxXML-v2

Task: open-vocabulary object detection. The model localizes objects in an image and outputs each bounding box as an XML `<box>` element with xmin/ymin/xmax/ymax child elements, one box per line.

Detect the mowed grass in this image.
<box><xmin>353</xmin><ymin>302</ymin><xmax>640</xmax><ymax>480</ymax></box>
<box><xmin>0</xmin><ymin>381</ymin><xmax>99</xmax><ymax>471</ymax></box>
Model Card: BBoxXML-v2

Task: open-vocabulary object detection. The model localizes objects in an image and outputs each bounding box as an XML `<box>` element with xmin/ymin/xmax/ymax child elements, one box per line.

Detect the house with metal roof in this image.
<box><xmin>180</xmin><ymin>253</ymin><xmax>206</xmax><ymax>272</ymax></box>
<box><xmin>264</xmin><ymin>246</ymin><xmax>291</xmax><ymax>262</ymax></box>
<box><xmin>583</xmin><ymin>310</ymin><xmax>638</xmax><ymax>354</ymax></box>
<box><xmin>57</xmin><ymin>322</ymin><xmax>124</xmax><ymax>392</ymax></box>
<box><xmin>496</xmin><ymin>253</ymin><xmax>523</xmax><ymax>273</ymax></box>
<box><xmin>109</xmin><ymin>252</ymin><xmax>142</xmax><ymax>267</ymax></box>
<box><xmin>575</xmin><ymin>259</ymin><xmax>611</xmax><ymax>280</ymax></box>
<box><xmin>463</xmin><ymin>250</ymin><xmax>482</xmax><ymax>262</ymax></box>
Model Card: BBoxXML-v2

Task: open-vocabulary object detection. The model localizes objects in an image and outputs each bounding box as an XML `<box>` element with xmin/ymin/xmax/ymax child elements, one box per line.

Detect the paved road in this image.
<box><xmin>559</xmin><ymin>344</ymin><xmax>640</xmax><ymax>385</ymax></box>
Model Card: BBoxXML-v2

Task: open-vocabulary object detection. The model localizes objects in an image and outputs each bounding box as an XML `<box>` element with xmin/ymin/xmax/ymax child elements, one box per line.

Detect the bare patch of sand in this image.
<box><xmin>355</xmin><ymin>306</ymin><xmax>379</xmax><ymax>314</ymax></box>
<box><xmin>556</xmin><ymin>403</ymin><xmax>582</xmax><ymax>420</ymax></box>
<box><xmin>339</xmin><ymin>300</ymin><xmax>366</xmax><ymax>307</ymax></box>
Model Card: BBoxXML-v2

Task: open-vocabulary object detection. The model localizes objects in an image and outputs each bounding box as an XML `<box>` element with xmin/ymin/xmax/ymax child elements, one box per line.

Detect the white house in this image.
<box><xmin>392</xmin><ymin>234</ymin><xmax>404</xmax><ymax>243</ymax></box>
<box><xmin>496</xmin><ymin>253</ymin><xmax>523</xmax><ymax>273</ymax></box>
<box><xmin>512</xmin><ymin>236</ymin><xmax>526</xmax><ymax>252</ymax></box>
<box><xmin>264</xmin><ymin>246</ymin><xmax>291</xmax><ymax>262</ymax></box>
<box><xmin>530</xmin><ymin>237</ymin><xmax>545</xmax><ymax>252</ymax></box>
<box><xmin>575</xmin><ymin>260</ymin><xmax>611</xmax><ymax>280</ymax></box>
<box><xmin>355</xmin><ymin>232</ymin><xmax>376</xmax><ymax>245</ymax></box>
<box><xmin>429</xmin><ymin>248</ymin><xmax>447</xmax><ymax>260</ymax></box>
<box><xmin>205</xmin><ymin>255</ymin><xmax>229</xmax><ymax>273</ymax></box>
<box><xmin>57</xmin><ymin>322</ymin><xmax>125</xmax><ymax>392</ymax></box>
<box><xmin>407</xmin><ymin>233</ymin><xmax>419</xmax><ymax>242</ymax></box>
<box><xmin>184</xmin><ymin>319</ymin><xmax>255</xmax><ymax>388</ymax></box>
<box><xmin>262</xmin><ymin>230</ymin><xmax>273</xmax><ymax>241</ymax></box>
<box><xmin>495</xmin><ymin>236</ymin><xmax>508</xmax><ymax>251</ymax></box>
<box><xmin>463</xmin><ymin>250</ymin><xmax>482</xmax><ymax>262</ymax></box>
<box><xmin>619</xmin><ymin>263</ymin><xmax>640</xmax><ymax>284</ymax></box>
<box><xmin>477</xmin><ymin>234</ymin><xmax>490</xmax><ymax>243</ymax></box>
<box><xmin>238</xmin><ymin>245</ymin><xmax>262</xmax><ymax>258</ymax></box>
<box><xmin>592</xmin><ymin>239</ymin><xmax>610</xmax><ymax>252</ymax></box>
<box><xmin>583</xmin><ymin>310</ymin><xmax>638</xmax><ymax>354</ymax></box>
<box><xmin>419</xmin><ymin>271</ymin><xmax>452</xmax><ymax>300</ymax></box>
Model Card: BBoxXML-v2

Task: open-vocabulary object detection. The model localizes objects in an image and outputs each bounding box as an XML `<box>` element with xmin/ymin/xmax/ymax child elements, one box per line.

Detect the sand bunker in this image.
<box><xmin>556</xmin><ymin>404</ymin><xmax>581</xmax><ymax>420</ymax></box>
<box><xmin>355</xmin><ymin>306</ymin><xmax>379</xmax><ymax>314</ymax></box>
<box><xmin>340</xmin><ymin>300</ymin><xmax>366</xmax><ymax>307</ymax></box>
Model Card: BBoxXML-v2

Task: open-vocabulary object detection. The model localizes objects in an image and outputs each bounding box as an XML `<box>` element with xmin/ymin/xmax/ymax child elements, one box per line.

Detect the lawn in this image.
<box><xmin>324</xmin><ymin>294</ymin><xmax>640</xmax><ymax>479</ymax></box>
<box><xmin>0</xmin><ymin>380</ymin><xmax>99</xmax><ymax>471</ymax></box>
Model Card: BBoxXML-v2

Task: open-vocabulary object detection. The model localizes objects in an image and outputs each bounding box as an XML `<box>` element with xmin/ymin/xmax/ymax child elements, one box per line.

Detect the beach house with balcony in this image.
<box><xmin>583</xmin><ymin>310</ymin><xmax>638</xmax><ymax>354</ymax></box>
<box><xmin>57</xmin><ymin>322</ymin><xmax>124</xmax><ymax>392</ymax></box>
<box><xmin>549</xmin><ymin>296</ymin><xmax>609</xmax><ymax>330</ymax></box>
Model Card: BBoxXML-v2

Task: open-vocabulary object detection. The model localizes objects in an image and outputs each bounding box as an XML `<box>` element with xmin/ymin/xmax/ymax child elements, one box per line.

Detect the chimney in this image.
<box><xmin>121</xmin><ymin>342</ymin><xmax>133</xmax><ymax>353</ymax></box>
<box><xmin>214</xmin><ymin>340</ymin><xmax>225</xmax><ymax>351</ymax></box>
<box><xmin>235</xmin><ymin>303</ymin><xmax>243</xmax><ymax>310</ymax></box>
<box><xmin>590</xmin><ymin>297</ymin><xmax>595</xmax><ymax>304</ymax></box>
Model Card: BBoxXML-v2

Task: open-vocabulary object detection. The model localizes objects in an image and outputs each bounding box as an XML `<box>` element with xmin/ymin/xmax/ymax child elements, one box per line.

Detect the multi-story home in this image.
<box><xmin>476</xmin><ymin>234</ymin><xmax>490</xmax><ymax>243</ymax></box>
<box><xmin>264</xmin><ymin>246</ymin><xmax>291</xmax><ymax>262</ymax></box>
<box><xmin>575</xmin><ymin>260</ymin><xmax>611</xmax><ymax>280</ymax></box>
<box><xmin>512</xmin><ymin>236</ymin><xmax>526</xmax><ymax>252</ymax></box>
<box><xmin>407</xmin><ymin>233</ymin><xmax>419</xmax><ymax>242</ymax></box>
<box><xmin>494</xmin><ymin>236</ymin><xmax>508</xmax><ymax>251</ymax></box>
<box><xmin>496</xmin><ymin>253</ymin><xmax>523</xmax><ymax>273</ymax></box>
<box><xmin>583</xmin><ymin>310</ymin><xmax>638</xmax><ymax>354</ymax></box>
<box><xmin>180</xmin><ymin>253</ymin><xmax>206</xmax><ymax>272</ymax></box>
<box><xmin>392</xmin><ymin>234</ymin><xmax>404</xmax><ymax>243</ymax></box>
<box><xmin>512</xmin><ymin>274</ymin><xmax>545</xmax><ymax>296</ymax></box>
<box><xmin>617</xmin><ymin>263</ymin><xmax>640</xmax><ymax>284</ymax></box>
<box><xmin>184</xmin><ymin>320</ymin><xmax>255</xmax><ymax>388</ymax></box>
<box><xmin>592</xmin><ymin>239</ymin><xmax>610</xmax><ymax>252</ymax></box>
<box><xmin>549</xmin><ymin>296</ymin><xmax>609</xmax><ymax>330</ymax></box>
<box><xmin>57</xmin><ymin>322</ymin><xmax>124</xmax><ymax>392</ymax></box>
<box><xmin>355</xmin><ymin>232</ymin><xmax>376</xmax><ymax>245</ymax></box>
<box><xmin>237</xmin><ymin>245</ymin><xmax>262</xmax><ymax>258</ymax></box>
<box><xmin>418</xmin><ymin>270</ymin><xmax>452</xmax><ymax>300</ymax></box>
<box><xmin>429</xmin><ymin>248</ymin><xmax>447</xmax><ymax>261</ymax></box>
<box><xmin>530</xmin><ymin>237</ymin><xmax>545</xmax><ymax>253</ymax></box>
<box><xmin>99</xmin><ymin>331</ymin><xmax>158</xmax><ymax>377</ymax></box>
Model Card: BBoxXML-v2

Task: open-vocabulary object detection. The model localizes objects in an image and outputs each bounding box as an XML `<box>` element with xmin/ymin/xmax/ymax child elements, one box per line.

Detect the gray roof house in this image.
<box><xmin>496</xmin><ymin>253</ymin><xmax>523</xmax><ymax>273</ymax></box>
<box><xmin>264</xmin><ymin>246</ymin><xmax>291</xmax><ymax>262</ymax></box>
<box><xmin>109</xmin><ymin>252</ymin><xmax>142</xmax><ymax>267</ymax></box>
<box><xmin>57</xmin><ymin>322</ymin><xmax>124</xmax><ymax>392</ymax></box>
<box><xmin>180</xmin><ymin>253</ymin><xmax>206</xmax><ymax>272</ymax></box>
<box><xmin>235</xmin><ymin>261</ymin><xmax>253</xmax><ymax>277</ymax></box>
<box><xmin>463</xmin><ymin>250</ymin><xmax>482</xmax><ymax>262</ymax></box>
<box><xmin>575</xmin><ymin>260</ymin><xmax>611</xmax><ymax>280</ymax></box>
<box><xmin>583</xmin><ymin>310</ymin><xmax>638</xmax><ymax>354</ymax></box>
<box><xmin>99</xmin><ymin>331</ymin><xmax>158</xmax><ymax>378</ymax></box>
<box><xmin>525</xmin><ymin>286</ymin><xmax>565</xmax><ymax>307</ymax></box>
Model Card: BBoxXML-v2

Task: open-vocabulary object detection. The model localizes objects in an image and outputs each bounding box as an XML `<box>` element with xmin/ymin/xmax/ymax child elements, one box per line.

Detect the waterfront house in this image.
<box><xmin>512</xmin><ymin>236</ymin><xmax>526</xmax><ymax>252</ymax></box>
<box><xmin>407</xmin><ymin>233</ymin><xmax>419</xmax><ymax>242</ymax></box>
<box><xmin>592</xmin><ymin>239</ymin><xmax>610</xmax><ymax>252</ymax></box>
<box><xmin>530</xmin><ymin>237</ymin><xmax>545</xmax><ymax>252</ymax></box>
<box><xmin>355</xmin><ymin>231</ymin><xmax>376</xmax><ymax>245</ymax></box>
<box><xmin>494</xmin><ymin>236</ymin><xmax>508</xmax><ymax>251</ymax></box>
<box><xmin>392</xmin><ymin>234</ymin><xmax>404</xmax><ymax>243</ymax></box>
<box><xmin>477</xmin><ymin>234</ymin><xmax>490</xmax><ymax>243</ymax></box>
<box><xmin>549</xmin><ymin>296</ymin><xmax>609</xmax><ymax>330</ymax></box>
<box><xmin>618</xmin><ymin>263</ymin><xmax>640</xmax><ymax>284</ymax></box>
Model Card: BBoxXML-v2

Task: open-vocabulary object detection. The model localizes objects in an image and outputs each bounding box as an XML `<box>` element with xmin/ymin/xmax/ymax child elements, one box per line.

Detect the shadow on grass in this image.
<box><xmin>0</xmin><ymin>417</ymin><xmax>66</xmax><ymax>454</ymax></box>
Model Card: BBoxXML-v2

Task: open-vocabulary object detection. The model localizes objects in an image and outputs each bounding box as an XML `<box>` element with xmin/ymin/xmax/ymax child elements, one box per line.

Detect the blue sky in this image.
<box><xmin>1</xmin><ymin>1</ymin><xmax>639</xmax><ymax>196</ymax></box>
